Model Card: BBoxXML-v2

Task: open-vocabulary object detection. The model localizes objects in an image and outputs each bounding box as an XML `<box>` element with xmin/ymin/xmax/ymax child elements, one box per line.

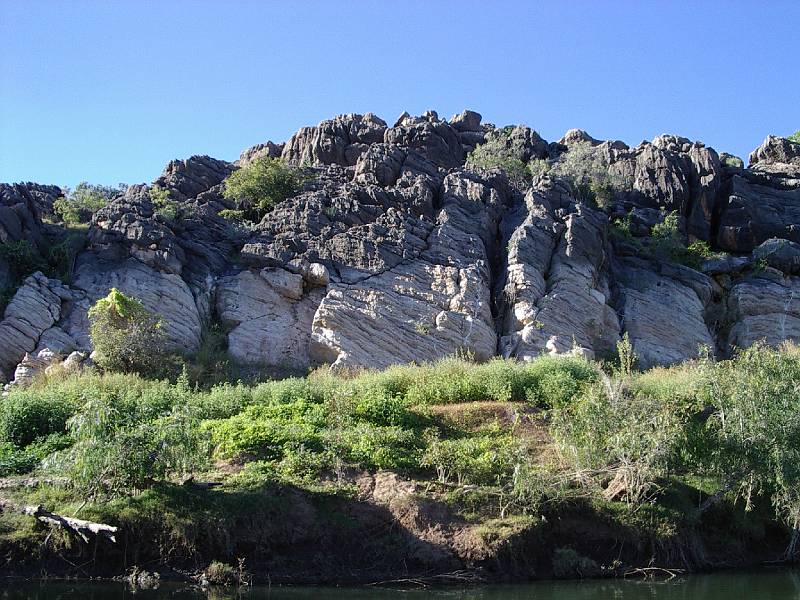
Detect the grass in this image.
<box><xmin>0</xmin><ymin>348</ymin><xmax>797</xmax><ymax>579</ymax></box>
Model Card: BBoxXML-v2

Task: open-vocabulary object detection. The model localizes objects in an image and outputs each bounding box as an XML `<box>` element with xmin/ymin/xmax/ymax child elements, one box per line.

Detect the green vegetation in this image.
<box><xmin>788</xmin><ymin>131</ymin><xmax>800</xmax><ymax>144</ymax></box>
<box><xmin>466</xmin><ymin>130</ymin><xmax>531</xmax><ymax>187</ymax></box>
<box><xmin>53</xmin><ymin>182</ymin><xmax>124</xmax><ymax>225</ymax></box>
<box><xmin>222</xmin><ymin>156</ymin><xmax>307</xmax><ymax>221</ymax></box>
<box><xmin>149</xmin><ymin>185</ymin><xmax>183</xmax><ymax>221</ymax></box>
<box><xmin>2</xmin><ymin>337</ymin><xmax>799</xmax><ymax>573</ymax></box>
<box><xmin>549</xmin><ymin>142</ymin><xmax>630</xmax><ymax>208</ymax></box>
<box><xmin>649</xmin><ymin>211</ymin><xmax>720</xmax><ymax>268</ymax></box>
<box><xmin>88</xmin><ymin>288</ymin><xmax>167</xmax><ymax>376</ymax></box>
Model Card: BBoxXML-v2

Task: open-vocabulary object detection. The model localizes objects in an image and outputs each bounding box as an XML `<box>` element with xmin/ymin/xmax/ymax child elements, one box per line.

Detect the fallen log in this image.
<box><xmin>0</xmin><ymin>498</ymin><xmax>118</xmax><ymax>543</ymax></box>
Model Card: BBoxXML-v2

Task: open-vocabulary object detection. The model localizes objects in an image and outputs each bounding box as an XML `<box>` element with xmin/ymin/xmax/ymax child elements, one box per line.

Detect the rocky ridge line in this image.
<box><xmin>2</xmin><ymin>109</ymin><xmax>800</xmax><ymax>381</ymax></box>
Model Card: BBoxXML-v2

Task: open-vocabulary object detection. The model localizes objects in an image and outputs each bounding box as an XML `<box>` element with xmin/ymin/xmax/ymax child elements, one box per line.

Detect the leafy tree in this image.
<box><xmin>63</xmin><ymin>382</ymin><xmax>208</xmax><ymax>498</ymax></box>
<box><xmin>466</xmin><ymin>131</ymin><xmax>531</xmax><ymax>188</ymax></box>
<box><xmin>222</xmin><ymin>156</ymin><xmax>307</xmax><ymax>221</ymax></box>
<box><xmin>88</xmin><ymin>288</ymin><xmax>167</xmax><ymax>376</ymax></box>
<box><xmin>53</xmin><ymin>182</ymin><xmax>124</xmax><ymax>225</ymax></box>
<box><xmin>700</xmin><ymin>343</ymin><xmax>800</xmax><ymax>556</ymax></box>
<box><xmin>788</xmin><ymin>131</ymin><xmax>800</xmax><ymax>143</ymax></box>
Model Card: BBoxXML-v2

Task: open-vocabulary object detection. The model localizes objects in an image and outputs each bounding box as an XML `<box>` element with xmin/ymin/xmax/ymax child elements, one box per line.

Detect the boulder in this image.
<box><xmin>153</xmin><ymin>155</ymin><xmax>233</xmax><ymax>201</ymax></box>
<box><xmin>0</xmin><ymin>183</ymin><xmax>60</xmax><ymax>248</ymax></box>
<box><xmin>608</xmin><ymin>137</ymin><xmax>722</xmax><ymax>240</ymax></box>
<box><xmin>71</xmin><ymin>256</ymin><xmax>202</xmax><ymax>352</ymax></box>
<box><xmin>748</xmin><ymin>135</ymin><xmax>800</xmax><ymax>167</ymax></box>
<box><xmin>238</xmin><ymin>141</ymin><xmax>283</xmax><ymax>166</ymax></box>
<box><xmin>384</xmin><ymin>114</ymin><xmax>465</xmax><ymax>168</ymax></box>
<box><xmin>449</xmin><ymin>110</ymin><xmax>482</xmax><ymax>133</ymax></box>
<box><xmin>752</xmin><ymin>238</ymin><xmax>800</xmax><ymax>275</ymax></box>
<box><xmin>282</xmin><ymin>114</ymin><xmax>387</xmax><ymax>167</ymax></box>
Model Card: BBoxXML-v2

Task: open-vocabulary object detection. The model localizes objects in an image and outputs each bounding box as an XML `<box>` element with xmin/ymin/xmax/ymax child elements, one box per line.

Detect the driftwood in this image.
<box><xmin>0</xmin><ymin>498</ymin><xmax>118</xmax><ymax>543</ymax></box>
<box><xmin>367</xmin><ymin>569</ymin><xmax>484</xmax><ymax>587</ymax></box>
<box><xmin>624</xmin><ymin>566</ymin><xmax>684</xmax><ymax>581</ymax></box>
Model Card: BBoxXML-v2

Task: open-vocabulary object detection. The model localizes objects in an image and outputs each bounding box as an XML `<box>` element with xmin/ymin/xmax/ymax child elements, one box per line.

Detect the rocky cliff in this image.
<box><xmin>2</xmin><ymin>110</ymin><xmax>800</xmax><ymax>381</ymax></box>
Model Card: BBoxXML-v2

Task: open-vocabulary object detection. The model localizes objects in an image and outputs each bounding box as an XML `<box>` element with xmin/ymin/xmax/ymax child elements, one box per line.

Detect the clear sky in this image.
<box><xmin>1</xmin><ymin>0</ymin><xmax>798</xmax><ymax>188</ymax></box>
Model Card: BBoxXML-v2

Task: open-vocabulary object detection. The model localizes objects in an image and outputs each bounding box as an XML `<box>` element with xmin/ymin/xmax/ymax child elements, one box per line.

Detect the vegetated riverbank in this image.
<box><xmin>0</xmin><ymin>341</ymin><xmax>797</xmax><ymax>584</ymax></box>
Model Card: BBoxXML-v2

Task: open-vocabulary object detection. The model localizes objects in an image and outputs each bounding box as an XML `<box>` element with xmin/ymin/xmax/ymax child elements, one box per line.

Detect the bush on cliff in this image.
<box><xmin>649</xmin><ymin>211</ymin><xmax>718</xmax><ymax>268</ymax></box>
<box><xmin>466</xmin><ymin>132</ymin><xmax>531</xmax><ymax>188</ymax></box>
<box><xmin>549</xmin><ymin>142</ymin><xmax>629</xmax><ymax>208</ymax></box>
<box><xmin>88</xmin><ymin>288</ymin><xmax>167</xmax><ymax>376</ymax></box>
<box><xmin>788</xmin><ymin>131</ymin><xmax>800</xmax><ymax>143</ymax></box>
<box><xmin>53</xmin><ymin>182</ymin><xmax>124</xmax><ymax>225</ymax></box>
<box><xmin>222</xmin><ymin>156</ymin><xmax>307</xmax><ymax>221</ymax></box>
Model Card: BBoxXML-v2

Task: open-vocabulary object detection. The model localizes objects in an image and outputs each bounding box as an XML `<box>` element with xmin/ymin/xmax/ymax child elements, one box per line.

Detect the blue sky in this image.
<box><xmin>1</xmin><ymin>0</ymin><xmax>798</xmax><ymax>188</ymax></box>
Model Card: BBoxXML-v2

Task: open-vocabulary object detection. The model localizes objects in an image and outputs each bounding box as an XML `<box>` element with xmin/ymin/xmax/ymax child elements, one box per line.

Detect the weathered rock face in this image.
<box><xmin>282</xmin><ymin>113</ymin><xmax>388</xmax><ymax>167</ymax></box>
<box><xmin>500</xmin><ymin>183</ymin><xmax>619</xmax><ymax>361</ymax></box>
<box><xmin>309</xmin><ymin>171</ymin><xmax>504</xmax><ymax>369</ymax></box>
<box><xmin>0</xmin><ymin>183</ymin><xmax>61</xmax><ymax>248</ymax></box>
<box><xmin>615</xmin><ymin>260</ymin><xmax>716</xmax><ymax>369</ymax></box>
<box><xmin>717</xmin><ymin>176</ymin><xmax>800</xmax><ymax>252</ymax></box>
<box><xmin>0</xmin><ymin>273</ymin><xmax>76</xmax><ymax>375</ymax></box>
<box><xmin>217</xmin><ymin>267</ymin><xmax>326</xmax><ymax>368</ymax></box>
<box><xmin>5</xmin><ymin>115</ymin><xmax>800</xmax><ymax>377</ymax></box>
<box><xmin>153</xmin><ymin>155</ymin><xmax>234</xmax><ymax>201</ymax></box>
<box><xmin>726</xmin><ymin>271</ymin><xmax>800</xmax><ymax>349</ymax></box>
<box><xmin>71</xmin><ymin>255</ymin><xmax>202</xmax><ymax>352</ymax></box>
<box><xmin>607</xmin><ymin>136</ymin><xmax>722</xmax><ymax>240</ymax></box>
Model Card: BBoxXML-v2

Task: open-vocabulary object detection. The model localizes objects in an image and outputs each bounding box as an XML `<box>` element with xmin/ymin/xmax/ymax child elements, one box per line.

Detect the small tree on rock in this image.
<box><xmin>88</xmin><ymin>288</ymin><xmax>166</xmax><ymax>376</ymax></box>
<box><xmin>222</xmin><ymin>156</ymin><xmax>307</xmax><ymax>221</ymax></box>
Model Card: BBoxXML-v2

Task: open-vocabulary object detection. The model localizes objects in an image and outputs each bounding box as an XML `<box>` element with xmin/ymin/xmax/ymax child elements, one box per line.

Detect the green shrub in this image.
<box><xmin>550</xmin><ymin>142</ymin><xmax>630</xmax><ymax>208</ymax></box>
<box><xmin>222</xmin><ymin>156</ymin><xmax>307</xmax><ymax>221</ymax></box>
<box><xmin>325</xmin><ymin>423</ymin><xmax>420</xmax><ymax>470</ymax></box>
<box><xmin>528</xmin><ymin>158</ymin><xmax>551</xmax><ymax>181</ymax></box>
<box><xmin>421</xmin><ymin>433</ymin><xmax>522</xmax><ymax>485</ymax></box>
<box><xmin>218</xmin><ymin>209</ymin><xmax>246</xmax><ymax>222</ymax></box>
<box><xmin>700</xmin><ymin>343</ymin><xmax>800</xmax><ymax>550</ymax></box>
<box><xmin>0</xmin><ymin>234</ymin><xmax>85</xmax><ymax>296</ymax></box>
<box><xmin>63</xmin><ymin>396</ymin><xmax>208</xmax><ymax>498</ymax></box>
<box><xmin>204</xmin><ymin>560</ymin><xmax>236</xmax><ymax>586</ymax></box>
<box><xmin>0</xmin><ymin>240</ymin><xmax>45</xmax><ymax>281</ymax></box>
<box><xmin>0</xmin><ymin>434</ymin><xmax>71</xmax><ymax>476</ymax></box>
<box><xmin>204</xmin><ymin>401</ymin><xmax>326</xmax><ymax>460</ymax></box>
<box><xmin>88</xmin><ymin>288</ymin><xmax>167</xmax><ymax>376</ymax></box>
<box><xmin>0</xmin><ymin>390</ymin><xmax>76</xmax><ymax>447</ymax></box>
<box><xmin>53</xmin><ymin>182</ymin><xmax>123</xmax><ymax>225</ymax></box>
<box><xmin>788</xmin><ymin>131</ymin><xmax>800</xmax><ymax>144</ymax></box>
<box><xmin>521</xmin><ymin>355</ymin><xmax>598</xmax><ymax>408</ymax></box>
<box><xmin>466</xmin><ymin>132</ymin><xmax>531</xmax><ymax>188</ymax></box>
<box><xmin>649</xmin><ymin>211</ymin><xmax>711</xmax><ymax>268</ymax></box>
<box><xmin>551</xmin><ymin>373</ymin><xmax>693</xmax><ymax>503</ymax></box>
<box><xmin>149</xmin><ymin>186</ymin><xmax>182</xmax><ymax>221</ymax></box>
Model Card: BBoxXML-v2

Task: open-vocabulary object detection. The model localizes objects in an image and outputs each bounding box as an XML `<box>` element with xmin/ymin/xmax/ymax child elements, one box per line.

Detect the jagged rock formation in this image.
<box><xmin>3</xmin><ymin>111</ymin><xmax>800</xmax><ymax>379</ymax></box>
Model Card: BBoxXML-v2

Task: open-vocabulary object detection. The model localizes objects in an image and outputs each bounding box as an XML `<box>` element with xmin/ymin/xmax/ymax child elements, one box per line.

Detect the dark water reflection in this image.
<box><xmin>3</xmin><ymin>570</ymin><xmax>800</xmax><ymax>599</ymax></box>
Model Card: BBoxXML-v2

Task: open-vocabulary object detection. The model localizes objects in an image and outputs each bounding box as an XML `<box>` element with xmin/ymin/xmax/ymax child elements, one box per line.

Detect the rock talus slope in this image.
<box><xmin>3</xmin><ymin>111</ymin><xmax>800</xmax><ymax>378</ymax></box>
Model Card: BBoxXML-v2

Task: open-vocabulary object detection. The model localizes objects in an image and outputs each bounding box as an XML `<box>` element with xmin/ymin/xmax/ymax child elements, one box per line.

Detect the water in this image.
<box><xmin>2</xmin><ymin>570</ymin><xmax>800</xmax><ymax>599</ymax></box>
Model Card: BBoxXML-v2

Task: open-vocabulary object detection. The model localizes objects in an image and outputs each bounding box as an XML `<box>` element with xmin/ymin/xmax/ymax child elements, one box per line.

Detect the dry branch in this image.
<box><xmin>0</xmin><ymin>498</ymin><xmax>117</xmax><ymax>543</ymax></box>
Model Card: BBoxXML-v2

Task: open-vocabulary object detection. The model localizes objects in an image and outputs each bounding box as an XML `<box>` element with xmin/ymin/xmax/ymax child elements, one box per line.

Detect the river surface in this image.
<box><xmin>2</xmin><ymin>569</ymin><xmax>800</xmax><ymax>599</ymax></box>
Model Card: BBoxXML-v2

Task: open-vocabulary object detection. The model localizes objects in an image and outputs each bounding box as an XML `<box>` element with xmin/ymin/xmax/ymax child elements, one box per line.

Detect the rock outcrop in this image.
<box><xmin>4</xmin><ymin>111</ymin><xmax>800</xmax><ymax>379</ymax></box>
